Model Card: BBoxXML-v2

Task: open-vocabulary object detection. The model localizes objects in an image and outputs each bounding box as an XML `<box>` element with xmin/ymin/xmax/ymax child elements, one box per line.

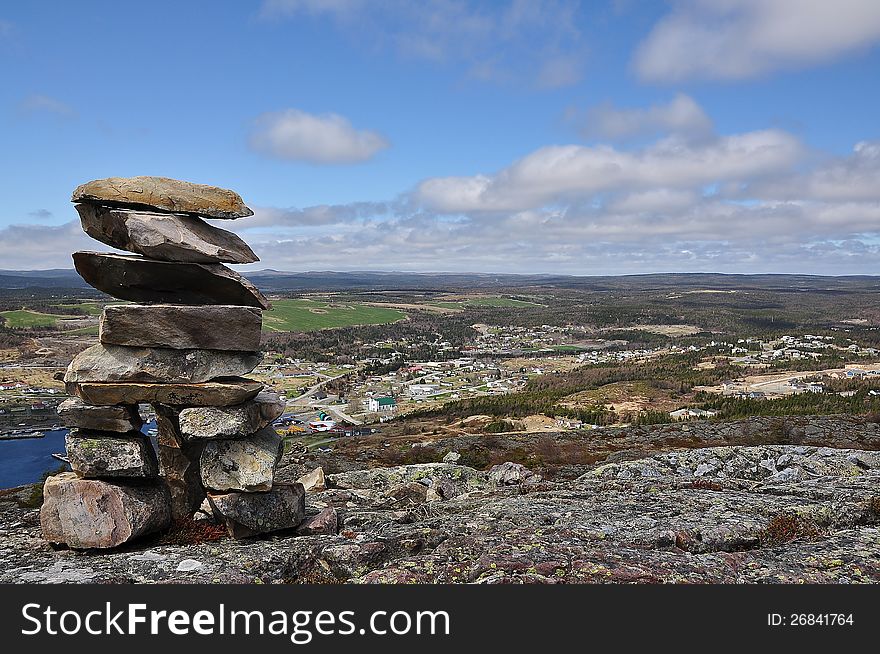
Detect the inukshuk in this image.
<box><xmin>41</xmin><ymin>176</ymin><xmax>305</xmax><ymax>548</ymax></box>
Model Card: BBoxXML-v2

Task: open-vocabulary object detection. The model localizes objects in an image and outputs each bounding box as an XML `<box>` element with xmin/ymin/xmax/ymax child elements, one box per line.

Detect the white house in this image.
<box><xmin>368</xmin><ymin>397</ymin><xmax>397</xmax><ymax>412</ymax></box>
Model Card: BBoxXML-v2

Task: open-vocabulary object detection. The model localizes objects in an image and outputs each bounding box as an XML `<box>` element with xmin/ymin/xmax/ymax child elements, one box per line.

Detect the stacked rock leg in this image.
<box><xmin>40</xmin><ymin>176</ymin><xmax>304</xmax><ymax>549</ymax></box>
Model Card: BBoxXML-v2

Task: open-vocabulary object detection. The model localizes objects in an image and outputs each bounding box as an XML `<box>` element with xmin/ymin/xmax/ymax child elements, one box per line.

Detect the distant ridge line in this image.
<box><xmin>3</xmin><ymin>269</ymin><xmax>880</xmax><ymax>292</ymax></box>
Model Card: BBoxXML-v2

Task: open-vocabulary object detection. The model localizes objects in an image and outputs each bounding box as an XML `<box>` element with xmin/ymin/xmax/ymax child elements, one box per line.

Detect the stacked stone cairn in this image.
<box><xmin>40</xmin><ymin>176</ymin><xmax>305</xmax><ymax>548</ymax></box>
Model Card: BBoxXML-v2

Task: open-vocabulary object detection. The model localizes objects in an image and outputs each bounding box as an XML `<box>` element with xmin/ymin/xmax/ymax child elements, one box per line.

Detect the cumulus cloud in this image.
<box><xmin>0</xmin><ymin>222</ymin><xmax>96</xmax><ymax>270</ymax></box>
<box><xmin>415</xmin><ymin>129</ymin><xmax>803</xmax><ymax>212</ymax></box>
<box><xmin>232</xmin><ymin>197</ymin><xmax>880</xmax><ymax>275</ymax></box>
<box><xmin>18</xmin><ymin>94</ymin><xmax>76</xmax><ymax>118</ymax></box>
<box><xmin>10</xmin><ymin>98</ymin><xmax>880</xmax><ymax>275</ymax></box>
<box><xmin>239</xmin><ymin>201</ymin><xmax>392</xmax><ymax>228</ymax></box>
<box><xmin>634</xmin><ymin>0</ymin><xmax>880</xmax><ymax>82</ymax></box>
<box><xmin>578</xmin><ymin>94</ymin><xmax>714</xmax><ymax>142</ymax></box>
<box><xmin>259</xmin><ymin>0</ymin><xmax>587</xmax><ymax>89</ymax></box>
<box><xmin>753</xmin><ymin>140</ymin><xmax>880</xmax><ymax>202</ymax></box>
<box><xmin>248</xmin><ymin>109</ymin><xmax>389</xmax><ymax>164</ymax></box>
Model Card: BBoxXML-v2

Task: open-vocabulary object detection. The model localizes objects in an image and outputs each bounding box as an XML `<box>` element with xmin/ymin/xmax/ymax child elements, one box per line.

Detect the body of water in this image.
<box><xmin>0</xmin><ymin>420</ymin><xmax>157</xmax><ymax>489</ymax></box>
<box><xmin>0</xmin><ymin>429</ymin><xmax>69</xmax><ymax>488</ymax></box>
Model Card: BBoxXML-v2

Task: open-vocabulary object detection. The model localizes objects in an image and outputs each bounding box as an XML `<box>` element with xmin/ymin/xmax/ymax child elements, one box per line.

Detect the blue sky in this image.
<box><xmin>2</xmin><ymin>1</ymin><xmax>880</xmax><ymax>274</ymax></box>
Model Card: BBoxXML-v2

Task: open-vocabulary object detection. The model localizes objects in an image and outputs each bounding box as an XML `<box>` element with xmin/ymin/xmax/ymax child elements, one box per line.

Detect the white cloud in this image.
<box><xmin>606</xmin><ymin>189</ymin><xmax>699</xmax><ymax>213</ymax></box>
<box><xmin>9</xmin><ymin>96</ymin><xmax>880</xmax><ymax>276</ymax></box>
<box><xmin>18</xmin><ymin>94</ymin><xmax>76</xmax><ymax>118</ymax></box>
<box><xmin>239</xmin><ymin>202</ymin><xmax>392</xmax><ymax>228</ymax></box>
<box><xmin>259</xmin><ymin>0</ymin><xmax>587</xmax><ymax>89</ymax></box>
<box><xmin>232</xmin><ymin>196</ymin><xmax>880</xmax><ymax>275</ymax></box>
<box><xmin>634</xmin><ymin>0</ymin><xmax>880</xmax><ymax>82</ymax></box>
<box><xmin>416</xmin><ymin>129</ymin><xmax>803</xmax><ymax>212</ymax></box>
<box><xmin>248</xmin><ymin>109</ymin><xmax>389</xmax><ymax>164</ymax></box>
<box><xmin>0</xmin><ymin>222</ymin><xmax>95</xmax><ymax>270</ymax></box>
<box><xmin>579</xmin><ymin>94</ymin><xmax>713</xmax><ymax>141</ymax></box>
<box><xmin>751</xmin><ymin>140</ymin><xmax>880</xmax><ymax>202</ymax></box>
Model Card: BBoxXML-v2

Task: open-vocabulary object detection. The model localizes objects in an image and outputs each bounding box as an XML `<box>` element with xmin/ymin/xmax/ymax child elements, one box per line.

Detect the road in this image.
<box><xmin>287</xmin><ymin>372</ymin><xmax>347</xmax><ymax>404</ymax></box>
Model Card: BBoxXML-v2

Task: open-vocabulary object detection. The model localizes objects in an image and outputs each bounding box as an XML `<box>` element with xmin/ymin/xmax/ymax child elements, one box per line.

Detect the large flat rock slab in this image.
<box><xmin>200</xmin><ymin>426</ymin><xmax>282</xmax><ymax>492</ymax></box>
<box><xmin>208</xmin><ymin>483</ymin><xmax>305</xmax><ymax>538</ymax></box>
<box><xmin>178</xmin><ymin>391</ymin><xmax>285</xmax><ymax>440</ymax></box>
<box><xmin>76</xmin><ymin>204</ymin><xmax>258</xmax><ymax>264</ymax></box>
<box><xmin>100</xmin><ymin>304</ymin><xmax>263</xmax><ymax>351</ymax></box>
<box><xmin>40</xmin><ymin>473</ymin><xmax>170</xmax><ymax>549</ymax></box>
<box><xmin>65</xmin><ymin>430</ymin><xmax>159</xmax><ymax>478</ymax></box>
<box><xmin>72</xmin><ymin>176</ymin><xmax>253</xmax><ymax>219</ymax></box>
<box><xmin>57</xmin><ymin>397</ymin><xmax>142</xmax><ymax>432</ymax></box>
<box><xmin>73</xmin><ymin>252</ymin><xmax>271</xmax><ymax>309</ymax></box>
<box><xmin>65</xmin><ymin>343</ymin><xmax>262</xmax><ymax>384</ymax></box>
<box><xmin>67</xmin><ymin>378</ymin><xmax>263</xmax><ymax>407</ymax></box>
<box><xmin>4</xmin><ymin>444</ymin><xmax>880</xmax><ymax>582</ymax></box>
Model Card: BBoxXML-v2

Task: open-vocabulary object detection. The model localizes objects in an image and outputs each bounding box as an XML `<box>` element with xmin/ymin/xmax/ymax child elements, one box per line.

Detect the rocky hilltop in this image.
<box><xmin>2</xmin><ymin>443</ymin><xmax>878</xmax><ymax>583</ymax></box>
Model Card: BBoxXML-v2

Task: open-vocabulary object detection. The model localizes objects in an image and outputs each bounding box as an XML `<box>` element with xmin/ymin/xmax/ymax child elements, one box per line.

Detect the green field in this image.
<box><xmin>429</xmin><ymin>296</ymin><xmax>542</xmax><ymax>309</ymax></box>
<box><xmin>263</xmin><ymin>299</ymin><xmax>406</xmax><ymax>332</ymax></box>
<box><xmin>0</xmin><ymin>310</ymin><xmax>65</xmax><ymax>328</ymax></box>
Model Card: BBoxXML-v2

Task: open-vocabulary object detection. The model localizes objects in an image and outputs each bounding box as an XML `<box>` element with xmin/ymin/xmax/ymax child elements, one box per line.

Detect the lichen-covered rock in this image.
<box><xmin>67</xmin><ymin>378</ymin><xmax>263</xmax><ymax>407</ymax></box>
<box><xmin>76</xmin><ymin>204</ymin><xmax>258</xmax><ymax>263</ymax></box>
<box><xmin>488</xmin><ymin>462</ymin><xmax>542</xmax><ymax>486</ymax></box>
<box><xmin>65</xmin><ymin>343</ymin><xmax>262</xmax><ymax>384</ymax></box>
<box><xmin>328</xmin><ymin>463</ymin><xmax>490</xmax><ymax>492</ymax></box>
<box><xmin>40</xmin><ymin>473</ymin><xmax>170</xmax><ymax>549</ymax></box>
<box><xmin>73</xmin><ymin>252</ymin><xmax>271</xmax><ymax>309</ymax></box>
<box><xmin>200</xmin><ymin>426</ymin><xmax>282</xmax><ymax>492</ymax></box>
<box><xmin>178</xmin><ymin>391</ymin><xmax>285</xmax><ymax>440</ymax></box>
<box><xmin>5</xmin><ymin>444</ymin><xmax>879</xmax><ymax>582</ymax></box>
<box><xmin>65</xmin><ymin>431</ymin><xmax>158</xmax><ymax>478</ymax></box>
<box><xmin>71</xmin><ymin>176</ymin><xmax>253</xmax><ymax>219</ymax></box>
<box><xmin>56</xmin><ymin>397</ymin><xmax>142</xmax><ymax>433</ymax></box>
<box><xmin>100</xmin><ymin>304</ymin><xmax>263</xmax><ymax>351</ymax></box>
<box><xmin>584</xmin><ymin>445</ymin><xmax>880</xmax><ymax>482</ymax></box>
<box><xmin>208</xmin><ymin>483</ymin><xmax>305</xmax><ymax>538</ymax></box>
<box><xmin>385</xmin><ymin>481</ymin><xmax>429</xmax><ymax>506</ymax></box>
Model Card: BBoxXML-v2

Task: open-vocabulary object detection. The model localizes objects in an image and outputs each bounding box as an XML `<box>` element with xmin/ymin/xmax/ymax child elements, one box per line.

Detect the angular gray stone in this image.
<box><xmin>200</xmin><ymin>426</ymin><xmax>283</xmax><ymax>492</ymax></box>
<box><xmin>56</xmin><ymin>397</ymin><xmax>142</xmax><ymax>432</ymax></box>
<box><xmin>154</xmin><ymin>405</ymin><xmax>206</xmax><ymax>521</ymax></box>
<box><xmin>64</xmin><ymin>343</ymin><xmax>262</xmax><ymax>384</ymax></box>
<box><xmin>73</xmin><ymin>252</ymin><xmax>271</xmax><ymax>309</ymax></box>
<box><xmin>76</xmin><ymin>203</ymin><xmax>258</xmax><ymax>264</ymax></box>
<box><xmin>207</xmin><ymin>483</ymin><xmax>305</xmax><ymax>538</ymax></box>
<box><xmin>100</xmin><ymin>304</ymin><xmax>263</xmax><ymax>351</ymax></box>
<box><xmin>40</xmin><ymin>472</ymin><xmax>170</xmax><ymax>548</ymax></box>
<box><xmin>65</xmin><ymin>430</ymin><xmax>159</xmax><ymax>478</ymax></box>
<box><xmin>178</xmin><ymin>391</ymin><xmax>285</xmax><ymax>441</ymax></box>
<box><xmin>71</xmin><ymin>176</ymin><xmax>254</xmax><ymax>219</ymax></box>
<box><xmin>67</xmin><ymin>378</ymin><xmax>263</xmax><ymax>407</ymax></box>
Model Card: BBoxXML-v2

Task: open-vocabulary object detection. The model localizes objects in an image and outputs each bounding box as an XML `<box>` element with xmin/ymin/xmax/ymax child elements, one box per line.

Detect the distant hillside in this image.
<box><xmin>3</xmin><ymin>268</ymin><xmax>880</xmax><ymax>293</ymax></box>
<box><xmin>0</xmin><ymin>269</ymin><xmax>88</xmax><ymax>289</ymax></box>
